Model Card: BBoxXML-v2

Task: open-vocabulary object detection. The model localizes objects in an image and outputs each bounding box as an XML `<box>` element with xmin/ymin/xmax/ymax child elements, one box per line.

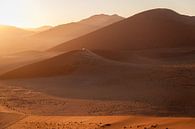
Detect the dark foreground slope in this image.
<box><xmin>49</xmin><ymin>8</ymin><xmax>195</xmax><ymax>52</ymax></box>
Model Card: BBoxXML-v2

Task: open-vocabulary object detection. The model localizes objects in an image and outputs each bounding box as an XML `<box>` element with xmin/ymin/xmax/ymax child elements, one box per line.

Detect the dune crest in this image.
<box><xmin>49</xmin><ymin>8</ymin><xmax>195</xmax><ymax>52</ymax></box>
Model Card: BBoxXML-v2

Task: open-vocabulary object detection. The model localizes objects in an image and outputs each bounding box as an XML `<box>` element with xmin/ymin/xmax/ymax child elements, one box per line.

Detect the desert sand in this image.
<box><xmin>6</xmin><ymin>116</ymin><xmax>195</xmax><ymax>129</ymax></box>
<box><xmin>1</xmin><ymin>83</ymin><xmax>195</xmax><ymax>129</ymax></box>
<box><xmin>0</xmin><ymin>8</ymin><xmax>195</xmax><ymax>129</ymax></box>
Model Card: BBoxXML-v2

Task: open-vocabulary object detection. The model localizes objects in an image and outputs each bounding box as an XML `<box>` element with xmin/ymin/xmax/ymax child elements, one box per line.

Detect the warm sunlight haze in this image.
<box><xmin>0</xmin><ymin>1</ymin><xmax>195</xmax><ymax>129</ymax></box>
<box><xmin>0</xmin><ymin>0</ymin><xmax>195</xmax><ymax>28</ymax></box>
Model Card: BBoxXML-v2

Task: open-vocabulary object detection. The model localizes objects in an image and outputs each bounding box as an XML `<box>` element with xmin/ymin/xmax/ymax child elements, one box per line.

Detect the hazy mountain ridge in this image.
<box><xmin>26</xmin><ymin>26</ymin><xmax>53</xmax><ymax>32</ymax></box>
<box><xmin>29</xmin><ymin>14</ymin><xmax>124</xmax><ymax>48</ymax></box>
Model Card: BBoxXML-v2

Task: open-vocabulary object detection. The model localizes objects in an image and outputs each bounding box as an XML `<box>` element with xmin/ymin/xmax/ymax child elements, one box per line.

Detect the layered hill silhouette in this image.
<box><xmin>0</xmin><ymin>14</ymin><xmax>124</xmax><ymax>55</ymax></box>
<box><xmin>1</xmin><ymin>9</ymin><xmax>195</xmax><ymax>79</ymax></box>
<box><xmin>33</xmin><ymin>14</ymin><xmax>123</xmax><ymax>38</ymax></box>
<box><xmin>27</xmin><ymin>25</ymin><xmax>53</xmax><ymax>32</ymax></box>
<box><xmin>29</xmin><ymin>14</ymin><xmax>124</xmax><ymax>49</ymax></box>
<box><xmin>49</xmin><ymin>8</ymin><xmax>195</xmax><ymax>52</ymax></box>
<box><xmin>0</xmin><ymin>25</ymin><xmax>33</xmax><ymax>36</ymax></box>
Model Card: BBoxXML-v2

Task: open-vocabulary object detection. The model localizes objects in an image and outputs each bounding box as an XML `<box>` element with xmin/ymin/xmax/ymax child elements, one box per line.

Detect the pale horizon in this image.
<box><xmin>0</xmin><ymin>0</ymin><xmax>195</xmax><ymax>28</ymax></box>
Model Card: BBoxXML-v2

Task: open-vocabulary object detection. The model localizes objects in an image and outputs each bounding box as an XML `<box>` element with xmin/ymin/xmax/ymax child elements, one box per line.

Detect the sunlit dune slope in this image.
<box><xmin>0</xmin><ymin>14</ymin><xmax>124</xmax><ymax>55</ymax></box>
<box><xmin>29</xmin><ymin>14</ymin><xmax>124</xmax><ymax>49</ymax></box>
<box><xmin>34</xmin><ymin>14</ymin><xmax>124</xmax><ymax>40</ymax></box>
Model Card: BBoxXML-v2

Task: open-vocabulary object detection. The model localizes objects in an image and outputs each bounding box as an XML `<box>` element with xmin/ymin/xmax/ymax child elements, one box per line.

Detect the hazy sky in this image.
<box><xmin>0</xmin><ymin>0</ymin><xmax>195</xmax><ymax>28</ymax></box>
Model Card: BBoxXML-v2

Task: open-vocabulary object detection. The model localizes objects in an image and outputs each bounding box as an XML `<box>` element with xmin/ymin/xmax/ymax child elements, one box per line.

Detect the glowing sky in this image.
<box><xmin>0</xmin><ymin>0</ymin><xmax>195</xmax><ymax>28</ymax></box>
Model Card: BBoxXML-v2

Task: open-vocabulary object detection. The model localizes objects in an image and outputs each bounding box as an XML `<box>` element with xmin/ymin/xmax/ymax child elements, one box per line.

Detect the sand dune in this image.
<box><xmin>28</xmin><ymin>14</ymin><xmax>124</xmax><ymax>50</ymax></box>
<box><xmin>23</xmin><ymin>14</ymin><xmax>123</xmax><ymax>51</ymax></box>
<box><xmin>1</xmin><ymin>8</ymin><xmax>195</xmax><ymax>128</ymax></box>
<box><xmin>49</xmin><ymin>8</ymin><xmax>195</xmax><ymax>52</ymax></box>
<box><xmin>1</xmin><ymin>48</ymin><xmax>195</xmax><ymax>116</ymax></box>
<box><xmin>0</xmin><ymin>50</ymin><xmax>56</xmax><ymax>75</ymax></box>
<box><xmin>0</xmin><ymin>49</ymin><xmax>108</xmax><ymax>79</ymax></box>
<box><xmin>0</xmin><ymin>14</ymin><xmax>123</xmax><ymax>55</ymax></box>
<box><xmin>93</xmin><ymin>47</ymin><xmax>195</xmax><ymax>64</ymax></box>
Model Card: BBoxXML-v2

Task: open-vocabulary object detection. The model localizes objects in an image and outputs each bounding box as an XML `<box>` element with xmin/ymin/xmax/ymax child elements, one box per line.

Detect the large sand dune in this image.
<box><xmin>49</xmin><ymin>8</ymin><xmax>195</xmax><ymax>52</ymax></box>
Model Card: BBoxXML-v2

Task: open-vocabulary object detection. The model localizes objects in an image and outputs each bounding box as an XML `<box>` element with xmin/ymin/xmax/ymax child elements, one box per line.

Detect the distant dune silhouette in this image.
<box><xmin>49</xmin><ymin>8</ymin><xmax>195</xmax><ymax>52</ymax></box>
<box><xmin>0</xmin><ymin>14</ymin><xmax>124</xmax><ymax>55</ymax></box>
<box><xmin>27</xmin><ymin>25</ymin><xmax>53</xmax><ymax>32</ymax></box>
<box><xmin>29</xmin><ymin>14</ymin><xmax>124</xmax><ymax>49</ymax></box>
<box><xmin>0</xmin><ymin>25</ymin><xmax>34</xmax><ymax>55</ymax></box>
<box><xmin>0</xmin><ymin>25</ymin><xmax>33</xmax><ymax>36</ymax></box>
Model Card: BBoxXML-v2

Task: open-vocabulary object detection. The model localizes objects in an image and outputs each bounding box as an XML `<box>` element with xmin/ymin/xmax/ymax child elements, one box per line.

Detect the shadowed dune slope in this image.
<box><xmin>0</xmin><ymin>49</ymin><xmax>111</xmax><ymax>79</ymax></box>
<box><xmin>49</xmin><ymin>8</ymin><xmax>195</xmax><ymax>52</ymax></box>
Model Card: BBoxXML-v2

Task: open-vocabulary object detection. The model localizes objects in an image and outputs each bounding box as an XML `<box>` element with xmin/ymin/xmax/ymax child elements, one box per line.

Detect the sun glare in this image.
<box><xmin>0</xmin><ymin>0</ymin><xmax>195</xmax><ymax>28</ymax></box>
<box><xmin>0</xmin><ymin>0</ymin><xmax>40</xmax><ymax>28</ymax></box>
